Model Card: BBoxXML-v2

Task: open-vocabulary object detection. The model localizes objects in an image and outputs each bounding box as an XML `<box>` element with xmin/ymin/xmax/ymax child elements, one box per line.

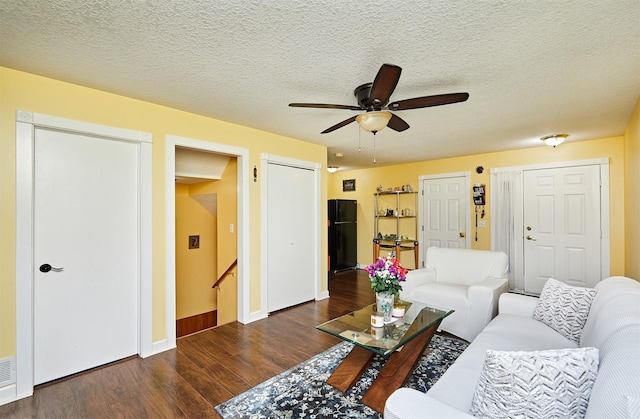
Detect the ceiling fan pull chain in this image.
<box><xmin>373</xmin><ymin>132</ymin><xmax>377</xmax><ymax>164</ymax></box>
<box><xmin>358</xmin><ymin>126</ymin><xmax>362</xmax><ymax>153</ymax></box>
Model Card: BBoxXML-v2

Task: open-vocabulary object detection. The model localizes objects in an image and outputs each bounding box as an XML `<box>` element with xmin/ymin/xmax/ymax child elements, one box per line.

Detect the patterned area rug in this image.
<box><xmin>214</xmin><ymin>334</ymin><xmax>468</xmax><ymax>418</ymax></box>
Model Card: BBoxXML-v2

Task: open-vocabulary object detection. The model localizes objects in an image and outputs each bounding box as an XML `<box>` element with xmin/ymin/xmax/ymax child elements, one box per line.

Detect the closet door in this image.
<box><xmin>266</xmin><ymin>162</ymin><xmax>315</xmax><ymax>312</ymax></box>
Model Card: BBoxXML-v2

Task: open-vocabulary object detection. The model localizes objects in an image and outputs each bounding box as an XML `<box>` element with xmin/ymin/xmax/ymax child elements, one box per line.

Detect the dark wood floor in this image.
<box><xmin>0</xmin><ymin>269</ymin><xmax>375</xmax><ymax>418</ymax></box>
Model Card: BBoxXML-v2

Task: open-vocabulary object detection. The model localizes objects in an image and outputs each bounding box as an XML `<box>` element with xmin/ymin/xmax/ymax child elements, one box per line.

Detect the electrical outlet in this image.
<box><xmin>477</xmin><ymin>220</ymin><xmax>486</xmax><ymax>228</ymax></box>
<box><xmin>229</xmin><ymin>223</ymin><xmax>234</xmax><ymax>233</ymax></box>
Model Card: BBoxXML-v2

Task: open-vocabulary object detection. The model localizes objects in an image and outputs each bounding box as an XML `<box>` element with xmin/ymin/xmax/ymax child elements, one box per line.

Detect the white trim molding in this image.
<box><xmin>14</xmin><ymin>111</ymin><xmax>153</xmax><ymax>403</ymax></box>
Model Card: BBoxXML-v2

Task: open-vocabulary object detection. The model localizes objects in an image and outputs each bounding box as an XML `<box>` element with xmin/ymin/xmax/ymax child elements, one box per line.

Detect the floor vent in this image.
<box><xmin>0</xmin><ymin>357</ymin><xmax>16</xmax><ymax>387</ymax></box>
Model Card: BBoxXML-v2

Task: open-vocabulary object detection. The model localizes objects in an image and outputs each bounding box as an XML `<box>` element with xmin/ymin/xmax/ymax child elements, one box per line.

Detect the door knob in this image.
<box><xmin>525</xmin><ymin>235</ymin><xmax>537</xmax><ymax>241</ymax></box>
<box><xmin>459</xmin><ymin>232</ymin><xmax>466</xmax><ymax>238</ymax></box>
<box><xmin>39</xmin><ymin>264</ymin><xmax>64</xmax><ymax>273</ymax></box>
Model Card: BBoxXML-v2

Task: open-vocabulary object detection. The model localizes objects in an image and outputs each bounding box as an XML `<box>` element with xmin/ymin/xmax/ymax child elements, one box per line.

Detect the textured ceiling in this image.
<box><xmin>1</xmin><ymin>1</ymin><xmax>639</xmax><ymax>170</ymax></box>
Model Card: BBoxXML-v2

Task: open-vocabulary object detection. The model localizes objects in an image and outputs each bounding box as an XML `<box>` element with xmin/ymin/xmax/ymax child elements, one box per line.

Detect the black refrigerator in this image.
<box><xmin>328</xmin><ymin>199</ymin><xmax>358</xmax><ymax>272</ymax></box>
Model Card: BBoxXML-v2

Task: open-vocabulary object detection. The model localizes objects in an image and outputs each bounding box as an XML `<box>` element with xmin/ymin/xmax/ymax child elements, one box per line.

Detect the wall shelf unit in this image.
<box><xmin>373</xmin><ymin>191</ymin><xmax>419</xmax><ymax>269</ymax></box>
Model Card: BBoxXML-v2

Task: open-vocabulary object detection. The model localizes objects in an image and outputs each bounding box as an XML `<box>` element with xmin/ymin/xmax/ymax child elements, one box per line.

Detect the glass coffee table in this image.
<box><xmin>316</xmin><ymin>302</ymin><xmax>453</xmax><ymax>413</ymax></box>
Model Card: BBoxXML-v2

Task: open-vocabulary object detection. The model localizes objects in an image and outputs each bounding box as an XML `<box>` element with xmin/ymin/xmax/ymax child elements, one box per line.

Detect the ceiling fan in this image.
<box><xmin>289</xmin><ymin>63</ymin><xmax>469</xmax><ymax>134</ymax></box>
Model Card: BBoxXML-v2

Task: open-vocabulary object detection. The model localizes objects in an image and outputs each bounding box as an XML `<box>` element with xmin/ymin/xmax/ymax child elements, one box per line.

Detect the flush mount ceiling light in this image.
<box><xmin>541</xmin><ymin>134</ymin><xmax>568</xmax><ymax>147</ymax></box>
<box><xmin>355</xmin><ymin>111</ymin><xmax>392</xmax><ymax>133</ymax></box>
<box><xmin>327</xmin><ymin>166</ymin><xmax>338</xmax><ymax>173</ymax></box>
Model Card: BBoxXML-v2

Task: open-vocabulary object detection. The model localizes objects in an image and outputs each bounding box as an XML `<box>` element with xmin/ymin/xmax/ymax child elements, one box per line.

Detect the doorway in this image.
<box><xmin>174</xmin><ymin>149</ymin><xmax>237</xmax><ymax>336</ymax></box>
<box><xmin>491</xmin><ymin>158</ymin><xmax>610</xmax><ymax>293</ymax></box>
<box><xmin>165</xmin><ymin>135</ymin><xmax>250</xmax><ymax>351</ymax></box>
<box><xmin>261</xmin><ymin>154</ymin><xmax>322</xmax><ymax>314</ymax></box>
<box><xmin>15</xmin><ymin>111</ymin><xmax>153</xmax><ymax>398</ymax></box>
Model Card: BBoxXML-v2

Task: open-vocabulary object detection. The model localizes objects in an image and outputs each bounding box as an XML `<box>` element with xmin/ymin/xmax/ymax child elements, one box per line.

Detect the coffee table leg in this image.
<box><xmin>326</xmin><ymin>345</ymin><xmax>375</xmax><ymax>392</ymax></box>
<box><xmin>361</xmin><ymin>322</ymin><xmax>440</xmax><ymax>413</ymax></box>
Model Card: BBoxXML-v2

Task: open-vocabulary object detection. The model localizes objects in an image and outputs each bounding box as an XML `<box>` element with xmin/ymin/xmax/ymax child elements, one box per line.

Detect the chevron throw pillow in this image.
<box><xmin>532</xmin><ymin>278</ymin><xmax>597</xmax><ymax>343</ymax></box>
<box><xmin>470</xmin><ymin>347</ymin><xmax>599</xmax><ymax>419</ymax></box>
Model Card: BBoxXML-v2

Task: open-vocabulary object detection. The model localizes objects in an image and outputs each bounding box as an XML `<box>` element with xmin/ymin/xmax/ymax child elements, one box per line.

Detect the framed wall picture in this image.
<box><xmin>189</xmin><ymin>235</ymin><xmax>200</xmax><ymax>249</ymax></box>
<box><xmin>343</xmin><ymin>179</ymin><xmax>356</xmax><ymax>192</ymax></box>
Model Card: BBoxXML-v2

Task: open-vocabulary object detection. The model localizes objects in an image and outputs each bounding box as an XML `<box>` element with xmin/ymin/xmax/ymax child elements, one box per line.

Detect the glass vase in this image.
<box><xmin>376</xmin><ymin>292</ymin><xmax>394</xmax><ymax>323</ymax></box>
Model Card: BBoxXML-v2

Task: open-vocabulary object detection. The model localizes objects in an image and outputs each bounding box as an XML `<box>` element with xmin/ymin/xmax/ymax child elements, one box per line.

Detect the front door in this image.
<box><xmin>420</xmin><ymin>174</ymin><xmax>469</xmax><ymax>265</ymax></box>
<box><xmin>523</xmin><ymin>165</ymin><xmax>601</xmax><ymax>294</ymax></box>
<box><xmin>33</xmin><ymin>127</ymin><xmax>139</xmax><ymax>384</ymax></box>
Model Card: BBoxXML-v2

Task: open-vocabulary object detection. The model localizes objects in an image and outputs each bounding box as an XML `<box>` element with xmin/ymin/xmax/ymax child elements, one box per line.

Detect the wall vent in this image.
<box><xmin>0</xmin><ymin>357</ymin><xmax>16</xmax><ymax>387</ymax></box>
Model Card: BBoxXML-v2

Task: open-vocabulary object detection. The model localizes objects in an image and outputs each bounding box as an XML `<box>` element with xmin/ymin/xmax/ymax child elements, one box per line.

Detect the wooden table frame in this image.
<box><xmin>326</xmin><ymin>319</ymin><xmax>442</xmax><ymax>413</ymax></box>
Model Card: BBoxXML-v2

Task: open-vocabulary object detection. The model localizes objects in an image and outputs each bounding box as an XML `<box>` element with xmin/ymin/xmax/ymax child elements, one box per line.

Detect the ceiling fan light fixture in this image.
<box><xmin>327</xmin><ymin>166</ymin><xmax>338</xmax><ymax>173</ymax></box>
<box><xmin>541</xmin><ymin>134</ymin><xmax>568</xmax><ymax>147</ymax></box>
<box><xmin>356</xmin><ymin>111</ymin><xmax>392</xmax><ymax>133</ymax></box>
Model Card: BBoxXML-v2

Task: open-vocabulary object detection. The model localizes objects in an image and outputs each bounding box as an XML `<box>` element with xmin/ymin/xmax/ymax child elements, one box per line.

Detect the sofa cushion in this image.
<box><xmin>425</xmin><ymin>247</ymin><xmax>507</xmax><ymax>287</ymax></box>
<box><xmin>426</xmin><ymin>314</ymin><xmax>577</xmax><ymax>412</ymax></box>
<box><xmin>470</xmin><ymin>347</ymin><xmax>599</xmax><ymax>419</ymax></box>
<box><xmin>533</xmin><ymin>278</ymin><xmax>596</xmax><ymax>343</ymax></box>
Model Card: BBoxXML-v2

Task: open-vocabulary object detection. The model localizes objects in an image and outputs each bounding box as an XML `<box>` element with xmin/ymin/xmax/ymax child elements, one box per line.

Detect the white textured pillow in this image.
<box><xmin>533</xmin><ymin>278</ymin><xmax>597</xmax><ymax>343</ymax></box>
<box><xmin>470</xmin><ymin>347</ymin><xmax>599</xmax><ymax>419</ymax></box>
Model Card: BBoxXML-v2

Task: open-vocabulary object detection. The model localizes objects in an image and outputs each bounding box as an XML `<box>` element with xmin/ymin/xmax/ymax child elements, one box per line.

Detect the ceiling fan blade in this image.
<box><xmin>387</xmin><ymin>113</ymin><xmax>410</xmax><ymax>132</ymax></box>
<box><xmin>388</xmin><ymin>92</ymin><xmax>469</xmax><ymax>111</ymax></box>
<box><xmin>321</xmin><ymin>115</ymin><xmax>357</xmax><ymax>134</ymax></box>
<box><xmin>368</xmin><ymin>64</ymin><xmax>402</xmax><ymax>107</ymax></box>
<box><xmin>289</xmin><ymin>103</ymin><xmax>362</xmax><ymax>111</ymax></box>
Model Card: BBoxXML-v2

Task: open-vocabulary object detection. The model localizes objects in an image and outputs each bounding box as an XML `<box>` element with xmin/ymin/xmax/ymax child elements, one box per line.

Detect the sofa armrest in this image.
<box><xmin>400</xmin><ymin>267</ymin><xmax>437</xmax><ymax>301</ymax></box>
<box><xmin>384</xmin><ymin>388</ymin><xmax>475</xmax><ymax>419</ymax></box>
<box><xmin>498</xmin><ymin>292</ymin><xmax>539</xmax><ymax>317</ymax></box>
<box><xmin>466</xmin><ymin>276</ymin><xmax>509</xmax><ymax>340</ymax></box>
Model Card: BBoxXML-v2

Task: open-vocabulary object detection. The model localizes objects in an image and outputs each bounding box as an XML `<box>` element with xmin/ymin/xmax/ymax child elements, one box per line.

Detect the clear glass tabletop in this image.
<box><xmin>316</xmin><ymin>302</ymin><xmax>453</xmax><ymax>357</ymax></box>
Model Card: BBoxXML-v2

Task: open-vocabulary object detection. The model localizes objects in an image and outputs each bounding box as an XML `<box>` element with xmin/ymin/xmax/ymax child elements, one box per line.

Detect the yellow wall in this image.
<box><xmin>329</xmin><ymin>136</ymin><xmax>626</xmax><ymax>276</ymax></box>
<box><xmin>0</xmin><ymin>67</ymin><xmax>328</xmax><ymax>359</ymax></box>
<box><xmin>175</xmin><ymin>183</ymin><xmax>217</xmax><ymax>319</ymax></box>
<box><xmin>624</xmin><ymin>97</ymin><xmax>640</xmax><ymax>280</ymax></box>
<box><xmin>189</xmin><ymin>159</ymin><xmax>238</xmax><ymax>279</ymax></box>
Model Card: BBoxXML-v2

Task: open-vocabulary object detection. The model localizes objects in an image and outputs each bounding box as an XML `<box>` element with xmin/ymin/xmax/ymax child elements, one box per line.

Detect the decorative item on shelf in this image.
<box><xmin>365</xmin><ymin>256</ymin><xmax>408</xmax><ymax>322</ymax></box>
<box><xmin>406</xmin><ymin>184</ymin><xmax>413</xmax><ymax>192</ymax></box>
<box><xmin>377</xmin><ymin>185</ymin><xmax>383</xmax><ymax>193</ymax></box>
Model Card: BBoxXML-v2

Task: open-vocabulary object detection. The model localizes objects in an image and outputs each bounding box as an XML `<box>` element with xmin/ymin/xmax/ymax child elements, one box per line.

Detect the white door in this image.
<box><xmin>523</xmin><ymin>165</ymin><xmax>601</xmax><ymax>294</ymax></box>
<box><xmin>34</xmin><ymin>127</ymin><xmax>138</xmax><ymax>384</ymax></box>
<box><xmin>421</xmin><ymin>175</ymin><xmax>468</xmax><ymax>264</ymax></box>
<box><xmin>266</xmin><ymin>163</ymin><xmax>315</xmax><ymax>312</ymax></box>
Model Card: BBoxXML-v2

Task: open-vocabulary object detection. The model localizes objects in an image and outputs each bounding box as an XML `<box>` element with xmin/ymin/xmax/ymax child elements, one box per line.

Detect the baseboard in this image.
<box><xmin>317</xmin><ymin>290</ymin><xmax>330</xmax><ymax>300</ymax></box>
<box><xmin>0</xmin><ymin>383</ymin><xmax>17</xmax><ymax>407</ymax></box>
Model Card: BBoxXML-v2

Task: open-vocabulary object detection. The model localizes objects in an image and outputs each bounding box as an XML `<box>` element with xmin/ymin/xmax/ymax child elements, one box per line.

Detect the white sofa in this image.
<box><xmin>384</xmin><ymin>276</ymin><xmax>640</xmax><ymax>419</ymax></box>
<box><xmin>400</xmin><ymin>247</ymin><xmax>509</xmax><ymax>342</ymax></box>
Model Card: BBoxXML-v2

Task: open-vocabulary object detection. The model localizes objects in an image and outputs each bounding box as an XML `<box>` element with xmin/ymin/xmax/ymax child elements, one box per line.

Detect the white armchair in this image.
<box><xmin>400</xmin><ymin>247</ymin><xmax>509</xmax><ymax>342</ymax></box>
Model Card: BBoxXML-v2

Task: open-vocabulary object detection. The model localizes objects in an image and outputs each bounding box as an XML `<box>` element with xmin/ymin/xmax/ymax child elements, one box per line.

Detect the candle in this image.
<box><xmin>392</xmin><ymin>303</ymin><xmax>406</xmax><ymax>318</ymax></box>
<box><xmin>371</xmin><ymin>311</ymin><xmax>384</xmax><ymax>327</ymax></box>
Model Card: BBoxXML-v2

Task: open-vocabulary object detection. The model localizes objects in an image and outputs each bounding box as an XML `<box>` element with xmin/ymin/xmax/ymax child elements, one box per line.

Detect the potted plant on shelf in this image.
<box><xmin>365</xmin><ymin>256</ymin><xmax>408</xmax><ymax>322</ymax></box>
